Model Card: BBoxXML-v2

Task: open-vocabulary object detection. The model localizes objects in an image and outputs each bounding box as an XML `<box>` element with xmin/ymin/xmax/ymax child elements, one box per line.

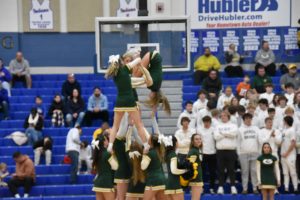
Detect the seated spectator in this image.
<box><xmin>280</xmin><ymin>64</ymin><xmax>300</xmax><ymax>92</ymax></box>
<box><xmin>251</xmin><ymin>66</ymin><xmax>273</xmax><ymax>94</ymax></box>
<box><xmin>236</xmin><ymin>75</ymin><xmax>251</xmax><ymax>99</ymax></box>
<box><xmin>78</xmin><ymin>141</ymin><xmax>92</xmax><ymax>174</ymax></box>
<box><xmin>24</xmin><ymin>108</ymin><xmax>44</xmax><ymax>145</ymax></box>
<box><xmin>217</xmin><ymin>86</ymin><xmax>234</xmax><ymax>110</ymax></box>
<box><xmin>34</xmin><ymin>96</ymin><xmax>46</xmax><ymax>118</ymax></box>
<box><xmin>66</xmin><ymin>126</ymin><xmax>82</xmax><ymax>184</ymax></box>
<box><xmin>66</xmin><ymin>89</ymin><xmax>85</xmax><ymax>127</ymax></box>
<box><xmin>177</xmin><ymin>101</ymin><xmax>196</xmax><ymax>129</ymax></box>
<box><xmin>255</xmin><ymin>41</ymin><xmax>276</xmax><ymax>76</ymax></box>
<box><xmin>7</xmin><ymin>152</ymin><xmax>35</xmax><ymax>198</ymax></box>
<box><xmin>0</xmin><ymin>58</ymin><xmax>12</xmax><ymax>96</ymax></box>
<box><xmin>93</xmin><ymin>122</ymin><xmax>110</xmax><ymax>140</ymax></box>
<box><xmin>9</xmin><ymin>52</ymin><xmax>32</xmax><ymax>88</ymax></box>
<box><xmin>61</xmin><ymin>73</ymin><xmax>81</xmax><ymax>100</ymax></box>
<box><xmin>175</xmin><ymin>117</ymin><xmax>196</xmax><ymax>161</ymax></box>
<box><xmin>33</xmin><ymin>136</ymin><xmax>52</xmax><ymax>166</ymax></box>
<box><xmin>0</xmin><ymin>162</ymin><xmax>9</xmax><ymax>187</ymax></box>
<box><xmin>48</xmin><ymin>94</ymin><xmax>65</xmax><ymax>127</ymax></box>
<box><xmin>202</xmin><ymin>69</ymin><xmax>222</xmax><ymax>103</ymax></box>
<box><xmin>85</xmin><ymin>87</ymin><xmax>109</xmax><ymax>126</ymax></box>
<box><xmin>192</xmin><ymin>90</ymin><xmax>208</xmax><ymax>114</ymax></box>
<box><xmin>259</xmin><ymin>83</ymin><xmax>275</xmax><ymax>105</ymax></box>
<box><xmin>193</xmin><ymin>47</ymin><xmax>221</xmax><ymax>84</ymax></box>
<box><xmin>224</xmin><ymin>44</ymin><xmax>244</xmax><ymax>77</ymax></box>
<box><xmin>284</xmin><ymin>83</ymin><xmax>295</xmax><ymax>106</ymax></box>
<box><xmin>0</xmin><ymin>82</ymin><xmax>9</xmax><ymax>120</ymax></box>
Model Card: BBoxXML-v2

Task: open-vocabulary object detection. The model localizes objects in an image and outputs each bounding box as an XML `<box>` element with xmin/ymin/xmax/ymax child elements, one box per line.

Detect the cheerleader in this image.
<box><xmin>92</xmin><ymin>133</ymin><xmax>118</xmax><ymax>200</ymax></box>
<box><xmin>187</xmin><ymin>134</ymin><xmax>204</xmax><ymax>200</ymax></box>
<box><xmin>126</xmin><ymin>142</ymin><xmax>146</xmax><ymax>200</ymax></box>
<box><xmin>141</xmin><ymin>134</ymin><xmax>166</xmax><ymax>200</ymax></box>
<box><xmin>165</xmin><ymin>136</ymin><xmax>187</xmax><ymax>200</ymax></box>
<box><xmin>256</xmin><ymin>143</ymin><xmax>280</xmax><ymax>200</ymax></box>
<box><xmin>105</xmin><ymin>54</ymin><xmax>152</xmax><ymax>153</ymax></box>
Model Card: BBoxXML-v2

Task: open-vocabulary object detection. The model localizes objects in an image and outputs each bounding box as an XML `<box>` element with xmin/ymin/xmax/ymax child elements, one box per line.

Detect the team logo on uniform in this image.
<box><xmin>262</xmin><ymin>159</ymin><xmax>273</xmax><ymax>165</ymax></box>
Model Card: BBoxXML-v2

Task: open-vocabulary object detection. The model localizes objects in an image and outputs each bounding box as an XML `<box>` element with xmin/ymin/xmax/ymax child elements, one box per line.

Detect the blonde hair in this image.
<box><xmin>105</xmin><ymin>61</ymin><xmax>120</xmax><ymax>79</ymax></box>
<box><xmin>285</xmin><ymin>107</ymin><xmax>294</xmax><ymax>114</ymax></box>
<box><xmin>129</xmin><ymin>142</ymin><xmax>145</xmax><ymax>185</ymax></box>
<box><xmin>0</xmin><ymin>162</ymin><xmax>7</xmax><ymax>170</ymax></box>
<box><xmin>145</xmin><ymin>90</ymin><xmax>171</xmax><ymax>115</ymax></box>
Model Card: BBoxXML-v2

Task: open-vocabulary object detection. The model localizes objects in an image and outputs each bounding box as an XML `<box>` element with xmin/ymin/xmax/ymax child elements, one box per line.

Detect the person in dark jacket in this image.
<box><xmin>33</xmin><ymin>136</ymin><xmax>53</xmax><ymax>165</ymax></box>
<box><xmin>0</xmin><ymin>82</ymin><xmax>9</xmax><ymax>120</ymax></box>
<box><xmin>48</xmin><ymin>94</ymin><xmax>65</xmax><ymax>127</ymax></box>
<box><xmin>0</xmin><ymin>58</ymin><xmax>12</xmax><ymax>96</ymax></box>
<box><xmin>24</xmin><ymin>108</ymin><xmax>44</xmax><ymax>145</ymax></box>
<box><xmin>61</xmin><ymin>73</ymin><xmax>81</xmax><ymax>100</ymax></box>
<box><xmin>66</xmin><ymin>89</ymin><xmax>85</xmax><ymax>127</ymax></box>
<box><xmin>202</xmin><ymin>69</ymin><xmax>222</xmax><ymax>106</ymax></box>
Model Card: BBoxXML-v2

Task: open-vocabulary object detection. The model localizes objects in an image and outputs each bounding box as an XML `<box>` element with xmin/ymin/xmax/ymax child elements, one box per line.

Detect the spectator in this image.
<box><xmin>61</xmin><ymin>73</ymin><xmax>81</xmax><ymax>100</ymax></box>
<box><xmin>177</xmin><ymin>101</ymin><xmax>196</xmax><ymax>129</ymax></box>
<box><xmin>274</xmin><ymin>95</ymin><xmax>288</xmax><ymax>129</ymax></box>
<box><xmin>236</xmin><ymin>105</ymin><xmax>246</xmax><ymax>127</ymax></box>
<box><xmin>9</xmin><ymin>52</ymin><xmax>32</xmax><ymax>88</ymax></box>
<box><xmin>280</xmin><ymin>64</ymin><xmax>300</xmax><ymax>92</ymax></box>
<box><xmin>48</xmin><ymin>94</ymin><xmax>65</xmax><ymax>127</ymax></box>
<box><xmin>255</xmin><ymin>41</ymin><xmax>276</xmax><ymax>76</ymax></box>
<box><xmin>85</xmin><ymin>87</ymin><xmax>109</xmax><ymax>126</ymax></box>
<box><xmin>93</xmin><ymin>122</ymin><xmax>110</xmax><ymax>140</ymax></box>
<box><xmin>270</xmin><ymin>94</ymin><xmax>280</xmax><ymax>108</ymax></box>
<box><xmin>192</xmin><ymin>90</ymin><xmax>208</xmax><ymax>114</ymax></box>
<box><xmin>217</xmin><ymin>86</ymin><xmax>234</xmax><ymax>110</ymax></box>
<box><xmin>294</xmin><ymin>92</ymin><xmax>300</xmax><ymax>119</ymax></box>
<box><xmin>33</xmin><ymin>136</ymin><xmax>52</xmax><ymax>166</ymax></box>
<box><xmin>251</xmin><ymin>66</ymin><xmax>273</xmax><ymax>94</ymax></box>
<box><xmin>230</xmin><ymin>97</ymin><xmax>239</xmax><ymax>107</ymax></box>
<box><xmin>211</xmin><ymin>109</ymin><xmax>220</xmax><ymax>128</ymax></box>
<box><xmin>214</xmin><ymin>111</ymin><xmax>238</xmax><ymax>194</ymax></box>
<box><xmin>78</xmin><ymin>141</ymin><xmax>92</xmax><ymax>174</ymax></box>
<box><xmin>7</xmin><ymin>152</ymin><xmax>35</xmax><ymax>198</ymax></box>
<box><xmin>236</xmin><ymin>75</ymin><xmax>251</xmax><ymax>99</ymax></box>
<box><xmin>0</xmin><ymin>82</ymin><xmax>9</xmax><ymax>120</ymax></box>
<box><xmin>196</xmin><ymin>100</ymin><xmax>215</xmax><ymax>128</ymax></box>
<box><xmin>239</xmin><ymin>89</ymin><xmax>259</xmax><ymax>108</ymax></box>
<box><xmin>202</xmin><ymin>69</ymin><xmax>222</xmax><ymax>102</ymax></box>
<box><xmin>24</xmin><ymin>108</ymin><xmax>43</xmax><ymax>145</ymax></box>
<box><xmin>34</xmin><ymin>96</ymin><xmax>46</xmax><ymax>118</ymax></box>
<box><xmin>198</xmin><ymin>116</ymin><xmax>217</xmax><ymax>194</ymax></box>
<box><xmin>0</xmin><ymin>162</ymin><xmax>9</xmax><ymax>187</ymax></box>
<box><xmin>193</xmin><ymin>47</ymin><xmax>221</xmax><ymax>84</ymax></box>
<box><xmin>175</xmin><ymin>117</ymin><xmax>196</xmax><ymax>161</ymax></box>
<box><xmin>259</xmin><ymin>83</ymin><xmax>275</xmax><ymax>105</ymax></box>
<box><xmin>66</xmin><ymin>89</ymin><xmax>85</xmax><ymax>127</ymax></box>
<box><xmin>0</xmin><ymin>58</ymin><xmax>12</xmax><ymax>96</ymax></box>
<box><xmin>280</xmin><ymin>116</ymin><xmax>298</xmax><ymax>193</ymax></box>
<box><xmin>238</xmin><ymin>113</ymin><xmax>259</xmax><ymax>194</ymax></box>
<box><xmin>224</xmin><ymin>44</ymin><xmax>244</xmax><ymax>77</ymax></box>
<box><xmin>284</xmin><ymin>83</ymin><xmax>295</xmax><ymax>106</ymax></box>
<box><xmin>258</xmin><ymin>117</ymin><xmax>282</xmax><ymax>158</ymax></box>
<box><xmin>253</xmin><ymin>98</ymin><xmax>269</xmax><ymax>128</ymax></box>
<box><xmin>66</xmin><ymin>126</ymin><xmax>82</xmax><ymax>184</ymax></box>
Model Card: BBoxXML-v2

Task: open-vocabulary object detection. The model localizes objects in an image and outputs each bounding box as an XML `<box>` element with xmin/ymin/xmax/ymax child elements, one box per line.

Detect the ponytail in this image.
<box><xmin>105</xmin><ymin>60</ymin><xmax>120</xmax><ymax>79</ymax></box>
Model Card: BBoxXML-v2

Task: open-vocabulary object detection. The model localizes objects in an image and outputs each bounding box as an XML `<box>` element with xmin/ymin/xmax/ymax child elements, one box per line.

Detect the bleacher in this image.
<box><xmin>0</xmin><ymin>72</ymin><xmax>299</xmax><ymax>199</ymax></box>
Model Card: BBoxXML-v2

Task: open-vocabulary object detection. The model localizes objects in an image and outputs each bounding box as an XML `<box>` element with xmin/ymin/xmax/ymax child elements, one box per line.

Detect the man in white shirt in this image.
<box><xmin>177</xmin><ymin>101</ymin><xmax>196</xmax><ymax>129</ymax></box>
<box><xmin>214</xmin><ymin>111</ymin><xmax>238</xmax><ymax>194</ymax></box>
<box><xmin>259</xmin><ymin>83</ymin><xmax>274</xmax><ymax>105</ymax></box>
<box><xmin>198</xmin><ymin>116</ymin><xmax>216</xmax><ymax>193</ymax></box>
<box><xmin>196</xmin><ymin>100</ymin><xmax>215</xmax><ymax>128</ymax></box>
<box><xmin>65</xmin><ymin>126</ymin><xmax>82</xmax><ymax>184</ymax></box>
<box><xmin>238</xmin><ymin>113</ymin><xmax>259</xmax><ymax>194</ymax></box>
<box><xmin>192</xmin><ymin>90</ymin><xmax>208</xmax><ymax>114</ymax></box>
<box><xmin>281</xmin><ymin>116</ymin><xmax>298</xmax><ymax>193</ymax></box>
<box><xmin>284</xmin><ymin>83</ymin><xmax>295</xmax><ymax>106</ymax></box>
<box><xmin>217</xmin><ymin>86</ymin><xmax>234</xmax><ymax>110</ymax></box>
<box><xmin>175</xmin><ymin>117</ymin><xmax>196</xmax><ymax>161</ymax></box>
<box><xmin>253</xmin><ymin>98</ymin><xmax>269</xmax><ymax>128</ymax></box>
<box><xmin>258</xmin><ymin>117</ymin><xmax>282</xmax><ymax>158</ymax></box>
<box><xmin>274</xmin><ymin>96</ymin><xmax>288</xmax><ymax>131</ymax></box>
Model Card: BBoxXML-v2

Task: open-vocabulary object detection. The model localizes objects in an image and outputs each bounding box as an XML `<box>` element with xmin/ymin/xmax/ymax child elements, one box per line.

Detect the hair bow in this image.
<box><xmin>163</xmin><ymin>136</ymin><xmax>173</xmax><ymax>147</ymax></box>
<box><xmin>91</xmin><ymin>139</ymin><xmax>100</xmax><ymax>150</ymax></box>
<box><xmin>129</xmin><ymin>151</ymin><xmax>141</xmax><ymax>159</ymax></box>
<box><xmin>108</xmin><ymin>55</ymin><xmax>120</xmax><ymax>64</ymax></box>
<box><xmin>158</xmin><ymin>134</ymin><xmax>165</xmax><ymax>144</ymax></box>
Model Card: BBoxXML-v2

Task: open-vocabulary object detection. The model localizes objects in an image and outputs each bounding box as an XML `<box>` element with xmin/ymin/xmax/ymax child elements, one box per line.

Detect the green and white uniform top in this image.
<box><xmin>147</xmin><ymin>51</ymin><xmax>163</xmax><ymax>92</ymax></box>
<box><xmin>187</xmin><ymin>146</ymin><xmax>203</xmax><ymax>187</ymax></box>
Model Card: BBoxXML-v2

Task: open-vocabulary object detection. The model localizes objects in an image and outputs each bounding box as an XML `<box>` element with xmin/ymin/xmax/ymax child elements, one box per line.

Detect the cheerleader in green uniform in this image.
<box><xmin>105</xmin><ymin>54</ymin><xmax>152</xmax><ymax>154</ymax></box>
<box><xmin>141</xmin><ymin>134</ymin><xmax>166</xmax><ymax>200</ymax></box>
<box><xmin>187</xmin><ymin>134</ymin><xmax>204</xmax><ymax>200</ymax></box>
<box><xmin>256</xmin><ymin>143</ymin><xmax>280</xmax><ymax>200</ymax></box>
<box><xmin>126</xmin><ymin>142</ymin><xmax>146</xmax><ymax>200</ymax></box>
<box><xmin>92</xmin><ymin>133</ymin><xmax>118</xmax><ymax>200</ymax></box>
<box><xmin>165</xmin><ymin>136</ymin><xmax>187</xmax><ymax>200</ymax></box>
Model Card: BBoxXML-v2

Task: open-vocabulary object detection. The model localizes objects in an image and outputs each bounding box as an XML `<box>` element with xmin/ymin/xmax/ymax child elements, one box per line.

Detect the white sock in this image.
<box><xmin>24</xmin><ymin>193</ymin><xmax>29</xmax><ymax>198</ymax></box>
<box><xmin>15</xmin><ymin>194</ymin><xmax>20</xmax><ymax>198</ymax></box>
<box><xmin>107</xmin><ymin>142</ymin><xmax>113</xmax><ymax>152</ymax></box>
